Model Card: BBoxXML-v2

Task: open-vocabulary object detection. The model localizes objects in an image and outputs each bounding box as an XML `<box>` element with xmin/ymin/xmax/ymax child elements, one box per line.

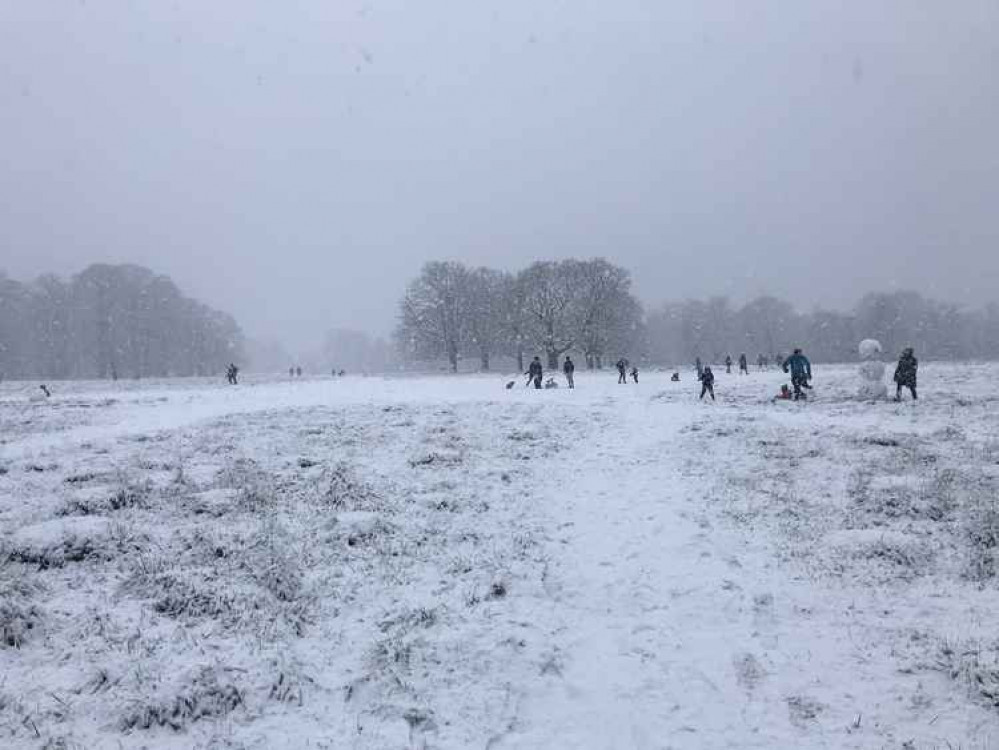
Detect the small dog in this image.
<box><xmin>505</xmin><ymin>381</ymin><xmax>516</xmax><ymax>390</ymax></box>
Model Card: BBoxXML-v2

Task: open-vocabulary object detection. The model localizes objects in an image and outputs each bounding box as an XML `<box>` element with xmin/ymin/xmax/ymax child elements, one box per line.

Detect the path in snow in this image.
<box><xmin>500</xmin><ymin>387</ymin><xmax>984</xmax><ymax>749</ymax></box>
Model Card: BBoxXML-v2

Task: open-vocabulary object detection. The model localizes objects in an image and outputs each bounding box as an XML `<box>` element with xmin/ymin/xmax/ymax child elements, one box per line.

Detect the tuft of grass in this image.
<box><xmin>0</xmin><ymin>561</ymin><xmax>44</xmax><ymax>648</ymax></box>
<box><xmin>119</xmin><ymin>665</ymin><xmax>244</xmax><ymax>732</ymax></box>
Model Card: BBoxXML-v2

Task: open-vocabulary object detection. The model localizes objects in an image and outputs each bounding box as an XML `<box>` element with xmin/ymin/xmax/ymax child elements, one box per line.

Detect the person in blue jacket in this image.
<box><xmin>782</xmin><ymin>348</ymin><xmax>812</xmax><ymax>401</ymax></box>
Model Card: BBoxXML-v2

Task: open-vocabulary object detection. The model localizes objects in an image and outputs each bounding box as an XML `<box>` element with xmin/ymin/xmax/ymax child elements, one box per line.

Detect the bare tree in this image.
<box><xmin>574</xmin><ymin>259</ymin><xmax>641</xmax><ymax>369</ymax></box>
<box><xmin>465</xmin><ymin>267</ymin><xmax>509</xmax><ymax>371</ymax></box>
<box><xmin>519</xmin><ymin>260</ymin><xmax>580</xmax><ymax>369</ymax></box>
<box><xmin>396</xmin><ymin>261</ymin><xmax>472</xmax><ymax>373</ymax></box>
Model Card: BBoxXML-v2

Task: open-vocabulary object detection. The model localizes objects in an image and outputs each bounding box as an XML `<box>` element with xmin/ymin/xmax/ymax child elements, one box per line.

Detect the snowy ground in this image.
<box><xmin>2</xmin><ymin>364</ymin><xmax>999</xmax><ymax>749</ymax></box>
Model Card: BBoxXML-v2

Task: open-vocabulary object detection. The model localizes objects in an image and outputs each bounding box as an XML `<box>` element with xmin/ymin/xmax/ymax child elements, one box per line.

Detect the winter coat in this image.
<box><xmin>615</xmin><ymin>360</ymin><xmax>627</xmax><ymax>373</ymax></box>
<box><xmin>700</xmin><ymin>369</ymin><xmax>714</xmax><ymax>386</ymax></box>
<box><xmin>528</xmin><ymin>360</ymin><xmax>543</xmax><ymax>377</ymax></box>
<box><xmin>894</xmin><ymin>353</ymin><xmax>917</xmax><ymax>386</ymax></box>
<box><xmin>782</xmin><ymin>353</ymin><xmax>811</xmax><ymax>380</ymax></box>
<box><xmin>563</xmin><ymin>360</ymin><xmax>575</xmax><ymax>374</ymax></box>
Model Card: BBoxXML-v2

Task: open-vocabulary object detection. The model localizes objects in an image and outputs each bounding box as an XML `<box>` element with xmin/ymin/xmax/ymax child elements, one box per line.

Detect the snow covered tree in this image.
<box><xmin>464</xmin><ymin>268</ymin><xmax>509</xmax><ymax>371</ymax></box>
<box><xmin>518</xmin><ymin>260</ymin><xmax>581</xmax><ymax>369</ymax></box>
<box><xmin>396</xmin><ymin>261</ymin><xmax>473</xmax><ymax>373</ymax></box>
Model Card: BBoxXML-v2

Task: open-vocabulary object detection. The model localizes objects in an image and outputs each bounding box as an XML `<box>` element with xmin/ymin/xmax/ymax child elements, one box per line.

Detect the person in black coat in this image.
<box><xmin>563</xmin><ymin>356</ymin><xmax>575</xmax><ymax>389</ymax></box>
<box><xmin>739</xmin><ymin>353</ymin><xmax>748</xmax><ymax>375</ymax></box>
<box><xmin>699</xmin><ymin>366</ymin><xmax>715</xmax><ymax>401</ymax></box>
<box><xmin>893</xmin><ymin>347</ymin><xmax>918</xmax><ymax>401</ymax></box>
<box><xmin>616</xmin><ymin>358</ymin><xmax>628</xmax><ymax>384</ymax></box>
<box><xmin>527</xmin><ymin>357</ymin><xmax>543</xmax><ymax>389</ymax></box>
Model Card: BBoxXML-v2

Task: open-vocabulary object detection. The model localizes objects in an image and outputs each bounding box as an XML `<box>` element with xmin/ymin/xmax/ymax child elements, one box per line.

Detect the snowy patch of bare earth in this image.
<box><xmin>2</xmin><ymin>365</ymin><xmax>999</xmax><ymax>749</ymax></box>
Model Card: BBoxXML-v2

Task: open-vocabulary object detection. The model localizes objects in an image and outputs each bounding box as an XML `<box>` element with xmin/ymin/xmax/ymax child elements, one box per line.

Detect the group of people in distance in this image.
<box><xmin>522</xmin><ymin>346</ymin><xmax>920</xmax><ymax>403</ymax></box>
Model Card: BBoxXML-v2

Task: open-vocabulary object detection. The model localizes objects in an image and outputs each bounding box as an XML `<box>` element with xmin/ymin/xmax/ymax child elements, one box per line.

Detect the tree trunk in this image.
<box><xmin>595</xmin><ymin>355</ymin><xmax>603</xmax><ymax>369</ymax></box>
<box><xmin>516</xmin><ymin>350</ymin><xmax>524</xmax><ymax>373</ymax></box>
<box><xmin>547</xmin><ymin>350</ymin><xmax>558</xmax><ymax>370</ymax></box>
<box><xmin>480</xmin><ymin>349</ymin><xmax>489</xmax><ymax>371</ymax></box>
<box><xmin>448</xmin><ymin>343</ymin><xmax>458</xmax><ymax>373</ymax></box>
<box><xmin>586</xmin><ymin>354</ymin><xmax>594</xmax><ymax>370</ymax></box>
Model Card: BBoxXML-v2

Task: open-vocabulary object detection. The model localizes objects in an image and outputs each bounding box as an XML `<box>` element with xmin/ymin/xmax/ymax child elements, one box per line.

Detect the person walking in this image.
<box><xmin>563</xmin><ymin>356</ymin><xmax>576</xmax><ymax>389</ymax></box>
<box><xmin>699</xmin><ymin>366</ymin><xmax>715</xmax><ymax>401</ymax></box>
<box><xmin>527</xmin><ymin>356</ymin><xmax>543</xmax><ymax>389</ymax></box>
<box><xmin>616</xmin><ymin>358</ymin><xmax>628</xmax><ymax>384</ymax></box>
<box><xmin>893</xmin><ymin>347</ymin><xmax>918</xmax><ymax>401</ymax></box>
<box><xmin>782</xmin><ymin>348</ymin><xmax>812</xmax><ymax>401</ymax></box>
<box><xmin>739</xmin><ymin>353</ymin><xmax>748</xmax><ymax>375</ymax></box>
<box><xmin>725</xmin><ymin>355</ymin><xmax>733</xmax><ymax>374</ymax></box>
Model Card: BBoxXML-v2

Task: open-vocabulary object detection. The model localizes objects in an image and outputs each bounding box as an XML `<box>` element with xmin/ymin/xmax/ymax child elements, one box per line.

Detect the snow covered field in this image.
<box><xmin>2</xmin><ymin>364</ymin><xmax>999</xmax><ymax>749</ymax></box>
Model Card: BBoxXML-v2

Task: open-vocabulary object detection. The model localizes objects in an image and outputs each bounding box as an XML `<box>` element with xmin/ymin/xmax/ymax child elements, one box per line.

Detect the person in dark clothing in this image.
<box><xmin>616</xmin><ymin>358</ymin><xmax>628</xmax><ymax>384</ymax></box>
<box><xmin>527</xmin><ymin>356</ymin><xmax>543</xmax><ymax>389</ymax></box>
<box><xmin>699</xmin><ymin>366</ymin><xmax>715</xmax><ymax>401</ymax></box>
<box><xmin>739</xmin><ymin>353</ymin><xmax>748</xmax><ymax>375</ymax></box>
<box><xmin>563</xmin><ymin>356</ymin><xmax>575</xmax><ymax>389</ymax></box>
<box><xmin>782</xmin><ymin>348</ymin><xmax>812</xmax><ymax>401</ymax></box>
<box><xmin>894</xmin><ymin>347</ymin><xmax>918</xmax><ymax>401</ymax></box>
<box><xmin>226</xmin><ymin>363</ymin><xmax>239</xmax><ymax>385</ymax></box>
<box><xmin>725</xmin><ymin>355</ymin><xmax>733</xmax><ymax>374</ymax></box>
<box><xmin>296</xmin><ymin>366</ymin><xmax>302</xmax><ymax>377</ymax></box>
<box><xmin>289</xmin><ymin>367</ymin><xmax>295</xmax><ymax>378</ymax></box>
<box><xmin>630</xmin><ymin>366</ymin><xmax>639</xmax><ymax>383</ymax></box>
<box><xmin>671</xmin><ymin>372</ymin><xmax>680</xmax><ymax>382</ymax></box>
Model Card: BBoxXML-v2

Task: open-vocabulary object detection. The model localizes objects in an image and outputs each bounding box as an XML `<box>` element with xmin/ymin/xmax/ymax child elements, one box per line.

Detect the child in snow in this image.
<box><xmin>563</xmin><ymin>356</ymin><xmax>575</xmax><ymax>389</ymax></box>
<box><xmin>630</xmin><ymin>366</ymin><xmax>639</xmax><ymax>384</ymax></box>
<box><xmin>671</xmin><ymin>372</ymin><xmax>680</xmax><ymax>382</ymax></box>
<box><xmin>773</xmin><ymin>384</ymin><xmax>792</xmax><ymax>402</ymax></box>
<box><xmin>699</xmin><ymin>366</ymin><xmax>715</xmax><ymax>401</ymax></box>
<box><xmin>894</xmin><ymin>347</ymin><xmax>917</xmax><ymax>400</ymax></box>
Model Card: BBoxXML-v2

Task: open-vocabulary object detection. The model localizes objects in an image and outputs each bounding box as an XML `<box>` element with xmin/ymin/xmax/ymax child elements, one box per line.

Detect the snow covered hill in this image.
<box><xmin>2</xmin><ymin>365</ymin><xmax>998</xmax><ymax>749</ymax></box>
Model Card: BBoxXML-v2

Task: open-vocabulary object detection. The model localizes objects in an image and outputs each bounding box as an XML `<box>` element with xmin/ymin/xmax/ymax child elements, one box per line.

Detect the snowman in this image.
<box><xmin>858</xmin><ymin>339</ymin><xmax>888</xmax><ymax>400</ymax></box>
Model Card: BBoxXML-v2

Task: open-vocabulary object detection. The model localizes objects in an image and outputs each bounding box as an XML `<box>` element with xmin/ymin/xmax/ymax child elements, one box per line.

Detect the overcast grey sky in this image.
<box><xmin>2</xmin><ymin>1</ymin><xmax>997</xmax><ymax>350</ymax></box>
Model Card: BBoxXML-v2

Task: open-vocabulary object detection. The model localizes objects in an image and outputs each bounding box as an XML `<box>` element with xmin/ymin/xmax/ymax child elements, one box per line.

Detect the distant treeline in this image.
<box><xmin>648</xmin><ymin>291</ymin><xmax>999</xmax><ymax>364</ymax></box>
<box><xmin>396</xmin><ymin>259</ymin><xmax>999</xmax><ymax>370</ymax></box>
<box><xmin>0</xmin><ymin>264</ymin><xmax>244</xmax><ymax>380</ymax></box>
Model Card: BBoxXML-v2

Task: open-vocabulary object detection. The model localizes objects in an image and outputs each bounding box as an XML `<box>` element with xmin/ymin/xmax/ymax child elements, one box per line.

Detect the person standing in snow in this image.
<box><xmin>527</xmin><ymin>356</ymin><xmax>543</xmax><ymax>389</ymax></box>
<box><xmin>563</xmin><ymin>356</ymin><xmax>575</xmax><ymax>389</ymax></box>
<box><xmin>616</xmin><ymin>358</ymin><xmax>628</xmax><ymax>384</ymax></box>
<box><xmin>725</xmin><ymin>355</ymin><xmax>733</xmax><ymax>374</ymax></box>
<box><xmin>739</xmin><ymin>353</ymin><xmax>748</xmax><ymax>375</ymax></box>
<box><xmin>782</xmin><ymin>348</ymin><xmax>812</xmax><ymax>401</ymax></box>
<box><xmin>893</xmin><ymin>347</ymin><xmax>918</xmax><ymax>401</ymax></box>
<box><xmin>630</xmin><ymin>365</ymin><xmax>639</xmax><ymax>383</ymax></box>
<box><xmin>699</xmin><ymin>366</ymin><xmax>715</xmax><ymax>401</ymax></box>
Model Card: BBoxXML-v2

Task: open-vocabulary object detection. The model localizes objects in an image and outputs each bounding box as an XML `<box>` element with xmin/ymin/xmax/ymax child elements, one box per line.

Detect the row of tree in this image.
<box><xmin>0</xmin><ymin>264</ymin><xmax>244</xmax><ymax>379</ymax></box>
<box><xmin>647</xmin><ymin>291</ymin><xmax>999</xmax><ymax>364</ymax></box>
<box><xmin>395</xmin><ymin>259</ymin><xmax>644</xmax><ymax>371</ymax></box>
<box><xmin>396</xmin><ymin>259</ymin><xmax>999</xmax><ymax>370</ymax></box>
